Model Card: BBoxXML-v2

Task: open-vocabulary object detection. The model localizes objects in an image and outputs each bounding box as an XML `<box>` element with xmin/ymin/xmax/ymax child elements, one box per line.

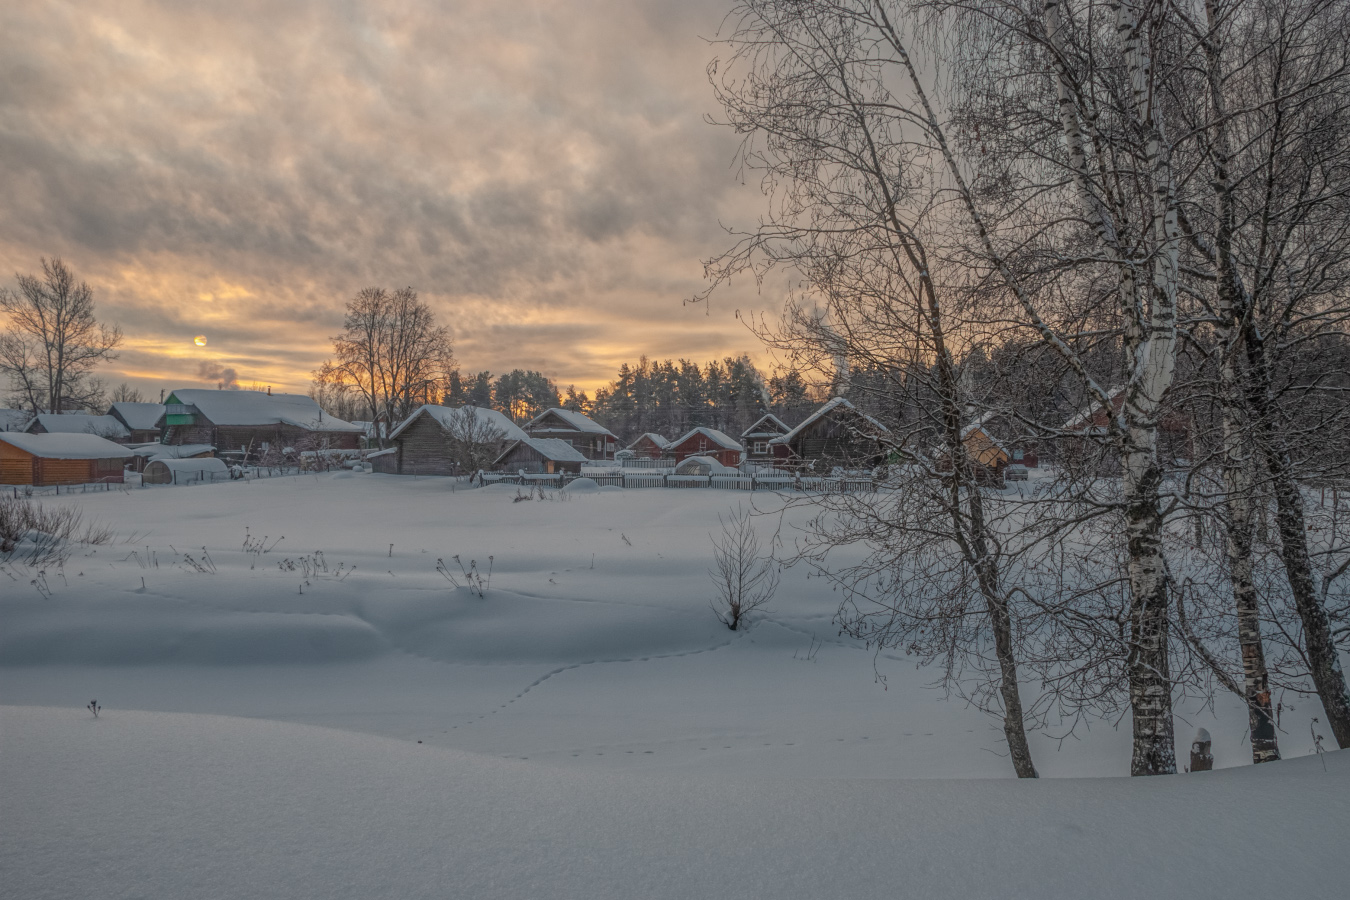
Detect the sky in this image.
<box><xmin>0</xmin><ymin>0</ymin><xmax>778</xmax><ymax>398</ymax></box>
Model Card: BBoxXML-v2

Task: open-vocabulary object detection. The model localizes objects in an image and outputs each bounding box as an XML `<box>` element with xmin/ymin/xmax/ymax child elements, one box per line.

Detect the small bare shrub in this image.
<box><xmin>709</xmin><ymin>505</ymin><xmax>778</xmax><ymax>630</ymax></box>
<box><xmin>0</xmin><ymin>497</ymin><xmax>115</xmax><ymax>565</ymax></box>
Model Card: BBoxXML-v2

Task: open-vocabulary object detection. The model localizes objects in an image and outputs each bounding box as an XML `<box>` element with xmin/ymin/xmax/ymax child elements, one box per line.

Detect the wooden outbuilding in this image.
<box><xmin>626</xmin><ymin>433</ymin><xmax>672</xmax><ymax>459</ymax></box>
<box><xmin>1062</xmin><ymin>386</ymin><xmax>1192</xmax><ymax>467</ymax></box>
<box><xmin>0</xmin><ymin>433</ymin><xmax>130</xmax><ymax>486</ymax></box>
<box><xmin>668</xmin><ymin>427</ymin><xmax>743</xmax><ymax>468</ymax></box>
<box><xmin>26</xmin><ymin>413</ymin><xmax>131</xmax><ymax>442</ymax></box>
<box><xmin>161</xmin><ymin>389</ymin><xmax>363</xmax><ymax>460</ymax></box>
<box><xmin>385</xmin><ymin>405</ymin><xmax>528</xmax><ymax>476</ymax></box>
<box><xmin>522</xmin><ymin>409</ymin><xmax>618</xmax><ymax>460</ymax></box>
<box><xmin>107</xmin><ymin>402</ymin><xmax>167</xmax><ymax>443</ymax></box>
<box><xmin>494</xmin><ymin>437</ymin><xmax>589</xmax><ymax>475</ymax></box>
<box><xmin>741</xmin><ymin>414</ymin><xmax>790</xmax><ymax>463</ymax></box>
<box><xmin>769</xmin><ymin>398</ymin><xmax>890</xmax><ymax>471</ymax></box>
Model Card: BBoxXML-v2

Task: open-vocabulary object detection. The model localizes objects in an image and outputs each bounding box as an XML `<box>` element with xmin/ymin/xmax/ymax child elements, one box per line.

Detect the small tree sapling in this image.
<box><xmin>709</xmin><ymin>505</ymin><xmax>778</xmax><ymax>631</ymax></box>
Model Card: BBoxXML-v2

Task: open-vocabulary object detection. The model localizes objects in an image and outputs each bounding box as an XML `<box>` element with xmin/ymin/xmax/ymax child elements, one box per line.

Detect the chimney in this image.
<box><xmin>267</xmin><ymin>385</ymin><xmax>271</xmax><ymax>396</ymax></box>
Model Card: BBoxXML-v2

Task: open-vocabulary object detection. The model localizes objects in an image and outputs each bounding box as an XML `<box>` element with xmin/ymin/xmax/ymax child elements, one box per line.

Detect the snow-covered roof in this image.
<box><xmin>769</xmin><ymin>397</ymin><xmax>890</xmax><ymax>445</ymax></box>
<box><xmin>0</xmin><ymin>409</ymin><xmax>33</xmax><ymax>431</ymax></box>
<box><xmin>166</xmin><ymin>390</ymin><xmax>364</xmax><ymax>432</ymax></box>
<box><xmin>388</xmin><ymin>405</ymin><xmax>528</xmax><ymax>442</ymax></box>
<box><xmin>741</xmin><ymin>413</ymin><xmax>789</xmax><ymax>439</ymax></box>
<box><xmin>1063</xmin><ymin>386</ymin><xmax>1124</xmax><ymax>431</ymax></box>
<box><xmin>129</xmin><ymin>443</ymin><xmax>215</xmax><ymax>460</ymax></box>
<box><xmin>495</xmin><ymin>437</ymin><xmax>590</xmax><ymax>465</ymax></box>
<box><xmin>29</xmin><ymin>414</ymin><xmax>130</xmax><ymax>440</ymax></box>
<box><xmin>0</xmin><ymin>432</ymin><xmax>132</xmax><ymax>460</ymax></box>
<box><xmin>671</xmin><ymin>426</ymin><xmax>743</xmax><ymax>451</ymax></box>
<box><xmin>626</xmin><ymin>432</ymin><xmax>671</xmax><ymax>450</ymax></box>
<box><xmin>525</xmin><ymin>408</ymin><xmax>616</xmax><ymax>437</ymax></box>
<box><xmin>109</xmin><ymin>402</ymin><xmax>167</xmax><ymax>431</ymax></box>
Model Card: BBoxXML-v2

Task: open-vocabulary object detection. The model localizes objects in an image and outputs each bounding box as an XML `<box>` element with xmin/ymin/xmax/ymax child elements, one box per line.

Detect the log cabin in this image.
<box><xmin>668</xmin><ymin>427</ymin><xmax>743</xmax><ymax>467</ymax></box>
<box><xmin>107</xmin><ymin>402</ymin><xmax>167</xmax><ymax>443</ymax></box>
<box><xmin>385</xmin><ymin>405</ymin><xmax>528</xmax><ymax>476</ymax></box>
<box><xmin>494</xmin><ymin>437</ymin><xmax>589</xmax><ymax>475</ymax></box>
<box><xmin>25</xmin><ymin>413</ymin><xmax>131</xmax><ymax>442</ymax></box>
<box><xmin>0</xmin><ymin>433</ymin><xmax>130</xmax><ymax>486</ymax></box>
<box><xmin>160</xmin><ymin>389</ymin><xmax>363</xmax><ymax>460</ymax></box>
<box><xmin>769</xmin><ymin>397</ymin><xmax>890</xmax><ymax>471</ymax></box>
<box><xmin>625</xmin><ymin>433</ymin><xmax>672</xmax><ymax>459</ymax></box>
<box><xmin>522</xmin><ymin>409</ymin><xmax>618</xmax><ymax>460</ymax></box>
<box><xmin>741</xmin><ymin>414</ymin><xmax>790</xmax><ymax>464</ymax></box>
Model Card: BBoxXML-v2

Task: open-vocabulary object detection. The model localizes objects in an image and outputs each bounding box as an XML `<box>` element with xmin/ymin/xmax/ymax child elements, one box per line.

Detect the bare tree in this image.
<box><xmin>0</xmin><ymin>258</ymin><xmax>122</xmax><ymax>414</ymax></box>
<box><xmin>442</xmin><ymin>406</ymin><xmax>508</xmax><ymax>475</ymax></box>
<box><xmin>110</xmin><ymin>382</ymin><xmax>145</xmax><ymax>404</ymax></box>
<box><xmin>709</xmin><ymin>505</ymin><xmax>779</xmax><ymax>631</ymax></box>
<box><xmin>315</xmin><ymin>287</ymin><xmax>455</xmax><ymax>445</ymax></box>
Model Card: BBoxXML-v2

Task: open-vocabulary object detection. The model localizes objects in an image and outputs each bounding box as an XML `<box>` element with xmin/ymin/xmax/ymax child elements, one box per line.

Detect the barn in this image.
<box><xmin>107</xmin><ymin>402</ymin><xmax>167</xmax><ymax>443</ymax></box>
<box><xmin>142</xmin><ymin>457</ymin><xmax>230</xmax><ymax>485</ymax></box>
<box><xmin>25</xmin><ymin>413</ymin><xmax>131</xmax><ymax>442</ymax></box>
<box><xmin>741</xmin><ymin>414</ymin><xmax>790</xmax><ymax>463</ymax></box>
<box><xmin>626</xmin><ymin>433</ymin><xmax>672</xmax><ymax>459</ymax></box>
<box><xmin>494</xmin><ymin>437</ymin><xmax>589</xmax><ymax>475</ymax></box>
<box><xmin>161</xmin><ymin>389</ymin><xmax>363</xmax><ymax>460</ymax></box>
<box><xmin>522</xmin><ymin>409</ymin><xmax>618</xmax><ymax>460</ymax></box>
<box><xmin>385</xmin><ymin>405</ymin><xmax>528</xmax><ymax>476</ymax></box>
<box><xmin>0</xmin><ymin>433</ymin><xmax>130</xmax><ymax>486</ymax></box>
<box><xmin>668</xmin><ymin>427</ymin><xmax>743</xmax><ymax>468</ymax></box>
<box><xmin>769</xmin><ymin>398</ymin><xmax>890</xmax><ymax>471</ymax></box>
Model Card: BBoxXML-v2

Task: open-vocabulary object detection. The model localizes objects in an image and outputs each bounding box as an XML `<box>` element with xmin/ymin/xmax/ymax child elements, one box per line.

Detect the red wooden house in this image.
<box><xmin>668</xmin><ymin>427</ymin><xmax>743</xmax><ymax>467</ymax></box>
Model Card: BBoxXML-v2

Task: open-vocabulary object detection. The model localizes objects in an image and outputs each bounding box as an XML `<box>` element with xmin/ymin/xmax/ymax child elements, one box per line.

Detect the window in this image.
<box><xmin>754</xmin><ymin>441</ymin><xmax>767</xmax><ymax>454</ymax></box>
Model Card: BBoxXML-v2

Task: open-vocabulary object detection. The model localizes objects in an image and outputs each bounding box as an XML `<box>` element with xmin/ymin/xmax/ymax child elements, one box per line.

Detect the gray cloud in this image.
<box><xmin>0</xmin><ymin>0</ymin><xmax>775</xmax><ymax>394</ymax></box>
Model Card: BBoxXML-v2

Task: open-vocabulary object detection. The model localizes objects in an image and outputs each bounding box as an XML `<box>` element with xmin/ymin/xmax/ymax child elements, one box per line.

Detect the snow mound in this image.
<box><xmin>561</xmin><ymin>477</ymin><xmax>600</xmax><ymax>493</ymax></box>
<box><xmin>2</xmin><ymin>705</ymin><xmax>1346</xmax><ymax>900</ymax></box>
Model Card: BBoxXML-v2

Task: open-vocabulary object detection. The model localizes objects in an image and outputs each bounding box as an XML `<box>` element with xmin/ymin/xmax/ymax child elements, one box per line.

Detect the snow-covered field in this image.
<box><xmin>2</xmin><ymin>473</ymin><xmax>1347</xmax><ymax>898</ymax></box>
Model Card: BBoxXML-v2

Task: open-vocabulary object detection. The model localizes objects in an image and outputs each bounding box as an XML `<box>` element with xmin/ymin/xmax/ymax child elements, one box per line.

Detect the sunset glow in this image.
<box><xmin>0</xmin><ymin>0</ymin><xmax>775</xmax><ymax>396</ymax></box>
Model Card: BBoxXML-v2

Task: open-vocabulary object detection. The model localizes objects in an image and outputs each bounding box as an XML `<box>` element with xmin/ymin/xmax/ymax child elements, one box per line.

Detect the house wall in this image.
<box><xmin>786</xmin><ymin>415</ymin><xmax>883</xmax><ymax>469</ymax></box>
<box><xmin>628</xmin><ymin>436</ymin><xmax>668</xmax><ymax>459</ymax></box>
<box><xmin>669</xmin><ymin>435</ymin><xmax>741</xmax><ymax>467</ymax></box>
<box><xmin>0</xmin><ymin>443</ymin><xmax>34</xmax><ymax>484</ymax></box>
<box><xmin>165</xmin><ymin>417</ymin><xmax>359</xmax><ymax>456</ymax></box>
<box><xmin>527</xmin><ymin>427</ymin><xmax>614</xmax><ymax>460</ymax></box>
<box><xmin>496</xmin><ymin>444</ymin><xmax>582</xmax><ymax>475</ymax></box>
<box><xmin>394</xmin><ymin>412</ymin><xmax>458</xmax><ymax>476</ymax></box>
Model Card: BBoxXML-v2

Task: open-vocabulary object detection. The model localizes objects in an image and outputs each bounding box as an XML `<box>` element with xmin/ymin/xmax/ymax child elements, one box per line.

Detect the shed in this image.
<box><xmin>494</xmin><ymin>437</ymin><xmax>589</xmax><ymax>475</ymax></box>
<box><xmin>26</xmin><ymin>413</ymin><xmax>131</xmax><ymax>442</ymax></box>
<box><xmin>769</xmin><ymin>398</ymin><xmax>890</xmax><ymax>470</ymax></box>
<box><xmin>626</xmin><ymin>433</ymin><xmax>672</xmax><ymax>459</ymax></box>
<box><xmin>0</xmin><ymin>433</ymin><xmax>130</xmax><ymax>486</ymax></box>
<box><xmin>668</xmin><ymin>427</ymin><xmax>743</xmax><ymax>468</ymax></box>
<box><xmin>107</xmin><ymin>402</ymin><xmax>167</xmax><ymax>443</ymax></box>
<box><xmin>522</xmin><ymin>409</ymin><xmax>618</xmax><ymax>460</ymax></box>
<box><xmin>386</xmin><ymin>405</ymin><xmax>527</xmax><ymax>476</ymax></box>
<box><xmin>142</xmin><ymin>457</ymin><xmax>230</xmax><ymax>485</ymax></box>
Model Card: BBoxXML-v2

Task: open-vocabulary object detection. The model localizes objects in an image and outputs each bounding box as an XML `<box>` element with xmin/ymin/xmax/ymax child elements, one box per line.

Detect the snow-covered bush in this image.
<box><xmin>0</xmin><ymin>497</ymin><xmax>115</xmax><ymax>565</ymax></box>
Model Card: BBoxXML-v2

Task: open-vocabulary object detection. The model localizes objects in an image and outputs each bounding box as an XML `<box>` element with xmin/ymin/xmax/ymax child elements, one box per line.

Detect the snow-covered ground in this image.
<box><xmin>2</xmin><ymin>473</ymin><xmax>1346</xmax><ymax>897</ymax></box>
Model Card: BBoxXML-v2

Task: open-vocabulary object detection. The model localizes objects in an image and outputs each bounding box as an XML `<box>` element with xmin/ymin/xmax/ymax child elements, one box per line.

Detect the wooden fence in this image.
<box><xmin>482</xmin><ymin>471</ymin><xmax>876</xmax><ymax>493</ymax></box>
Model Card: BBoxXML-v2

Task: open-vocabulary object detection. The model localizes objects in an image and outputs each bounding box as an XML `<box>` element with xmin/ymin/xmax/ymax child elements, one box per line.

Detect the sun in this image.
<box><xmin>194</xmin><ymin>335</ymin><xmax>207</xmax><ymax>346</ymax></box>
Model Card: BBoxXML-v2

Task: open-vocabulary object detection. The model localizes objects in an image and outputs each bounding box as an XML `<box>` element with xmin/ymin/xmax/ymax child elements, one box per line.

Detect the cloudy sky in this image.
<box><xmin>0</xmin><ymin>0</ymin><xmax>776</xmax><ymax>396</ymax></box>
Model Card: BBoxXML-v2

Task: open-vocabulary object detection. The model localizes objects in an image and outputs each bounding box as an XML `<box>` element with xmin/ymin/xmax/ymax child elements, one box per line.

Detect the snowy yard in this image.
<box><xmin>2</xmin><ymin>473</ymin><xmax>1347</xmax><ymax>898</ymax></box>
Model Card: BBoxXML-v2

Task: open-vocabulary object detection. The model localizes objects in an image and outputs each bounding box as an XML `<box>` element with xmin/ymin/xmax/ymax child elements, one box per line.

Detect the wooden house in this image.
<box><xmin>769</xmin><ymin>398</ymin><xmax>890</xmax><ymax>471</ymax></box>
<box><xmin>522</xmin><ymin>409</ymin><xmax>618</xmax><ymax>460</ymax></box>
<box><xmin>26</xmin><ymin>413</ymin><xmax>131</xmax><ymax>442</ymax></box>
<box><xmin>0</xmin><ymin>433</ymin><xmax>130</xmax><ymax>486</ymax></box>
<box><xmin>161</xmin><ymin>389</ymin><xmax>363</xmax><ymax>460</ymax></box>
<box><xmin>741</xmin><ymin>414</ymin><xmax>790</xmax><ymax>463</ymax></box>
<box><xmin>107</xmin><ymin>402</ymin><xmax>167</xmax><ymax>443</ymax></box>
<box><xmin>626</xmin><ymin>433</ymin><xmax>672</xmax><ymax>459</ymax></box>
<box><xmin>1062</xmin><ymin>387</ymin><xmax>1192</xmax><ymax>467</ymax></box>
<box><xmin>385</xmin><ymin>405</ymin><xmax>527</xmax><ymax>476</ymax></box>
<box><xmin>935</xmin><ymin>417</ymin><xmax>1010</xmax><ymax>486</ymax></box>
<box><xmin>494</xmin><ymin>437</ymin><xmax>589</xmax><ymax>475</ymax></box>
<box><xmin>669</xmin><ymin>427</ymin><xmax>743</xmax><ymax>467</ymax></box>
